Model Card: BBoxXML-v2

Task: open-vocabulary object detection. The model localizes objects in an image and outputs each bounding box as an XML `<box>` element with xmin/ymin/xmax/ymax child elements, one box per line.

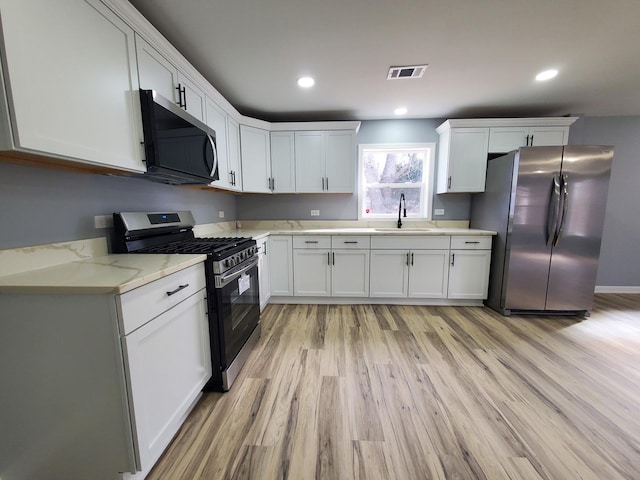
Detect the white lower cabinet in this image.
<box><xmin>293</xmin><ymin>248</ymin><xmax>331</xmax><ymax>296</ymax></box>
<box><xmin>0</xmin><ymin>263</ymin><xmax>211</xmax><ymax>480</ymax></box>
<box><xmin>447</xmin><ymin>236</ymin><xmax>492</xmax><ymax>299</ymax></box>
<box><xmin>369</xmin><ymin>250</ymin><xmax>409</xmax><ymax>297</ymax></box>
<box><xmin>407</xmin><ymin>250</ymin><xmax>450</xmax><ymax>298</ymax></box>
<box><xmin>370</xmin><ymin>236</ymin><xmax>451</xmax><ymax>299</ymax></box>
<box><xmin>293</xmin><ymin>236</ymin><xmax>370</xmax><ymax>297</ymax></box>
<box><xmin>331</xmin><ymin>249</ymin><xmax>370</xmax><ymax>296</ymax></box>
<box><xmin>257</xmin><ymin>236</ymin><xmax>271</xmax><ymax>310</ymax></box>
<box><xmin>269</xmin><ymin>235</ymin><xmax>294</xmax><ymax>296</ymax></box>
<box><xmin>277</xmin><ymin>234</ymin><xmax>492</xmax><ymax>302</ymax></box>
<box><xmin>121</xmin><ymin>287</ymin><xmax>210</xmax><ymax>473</ymax></box>
<box><xmin>369</xmin><ymin>249</ymin><xmax>449</xmax><ymax>298</ymax></box>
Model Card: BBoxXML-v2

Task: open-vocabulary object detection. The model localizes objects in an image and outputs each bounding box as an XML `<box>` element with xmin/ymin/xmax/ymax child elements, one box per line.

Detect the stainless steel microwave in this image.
<box><xmin>139</xmin><ymin>89</ymin><xmax>219</xmax><ymax>185</ymax></box>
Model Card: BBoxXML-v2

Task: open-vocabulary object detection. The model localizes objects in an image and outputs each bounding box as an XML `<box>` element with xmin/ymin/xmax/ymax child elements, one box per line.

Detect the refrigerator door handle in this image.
<box><xmin>553</xmin><ymin>174</ymin><xmax>569</xmax><ymax>247</ymax></box>
<box><xmin>546</xmin><ymin>174</ymin><xmax>562</xmax><ymax>247</ymax></box>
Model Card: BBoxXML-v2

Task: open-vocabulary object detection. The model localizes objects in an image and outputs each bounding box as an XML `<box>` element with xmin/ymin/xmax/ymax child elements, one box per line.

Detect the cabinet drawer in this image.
<box><xmin>117</xmin><ymin>263</ymin><xmax>206</xmax><ymax>335</ymax></box>
<box><xmin>293</xmin><ymin>236</ymin><xmax>331</xmax><ymax>249</ymax></box>
<box><xmin>330</xmin><ymin>235</ymin><xmax>370</xmax><ymax>249</ymax></box>
<box><xmin>370</xmin><ymin>235</ymin><xmax>450</xmax><ymax>250</ymax></box>
<box><xmin>450</xmin><ymin>236</ymin><xmax>492</xmax><ymax>250</ymax></box>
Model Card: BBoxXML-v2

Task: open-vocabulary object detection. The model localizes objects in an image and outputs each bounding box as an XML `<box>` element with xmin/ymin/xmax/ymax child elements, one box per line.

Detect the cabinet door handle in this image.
<box><xmin>325</xmin><ymin>177</ymin><xmax>329</xmax><ymax>190</ymax></box>
<box><xmin>328</xmin><ymin>252</ymin><xmax>331</xmax><ymax>265</ymax></box>
<box><xmin>451</xmin><ymin>253</ymin><xmax>455</xmax><ymax>266</ymax></box>
<box><xmin>272</xmin><ymin>177</ymin><xmax>275</xmax><ymax>191</ymax></box>
<box><xmin>465</xmin><ymin>241</ymin><xmax>480</xmax><ymax>244</ymax></box>
<box><xmin>321</xmin><ymin>177</ymin><xmax>325</xmax><ymax>190</ymax></box>
<box><xmin>182</xmin><ymin>86</ymin><xmax>187</xmax><ymax>110</ymax></box>
<box><xmin>448</xmin><ymin>176</ymin><xmax>452</xmax><ymax>189</ymax></box>
<box><xmin>167</xmin><ymin>284</ymin><xmax>189</xmax><ymax>296</ymax></box>
<box><xmin>332</xmin><ymin>252</ymin><xmax>335</xmax><ymax>265</ymax></box>
<box><xmin>305</xmin><ymin>240</ymin><xmax>319</xmax><ymax>244</ymax></box>
<box><xmin>411</xmin><ymin>253</ymin><xmax>414</xmax><ymax>266</ymax></box>
<box><xmin>344</xmin><ymin>241</ymin><xmax>358</xmax><ymax>244</ymax></box>
<box><xmin>406</xmin><ymin>252</ymin><xmax>410</xmax><ymax>266</ymax></box>
<box><xmin>175</xmin><ymin>84</ymin><xmax>183</xmax><ymax>107</ymax></box>
<box><xmin>529</xmin><ymin>134</ymin><xmax>534</xmax><ymax>146</ymax></box>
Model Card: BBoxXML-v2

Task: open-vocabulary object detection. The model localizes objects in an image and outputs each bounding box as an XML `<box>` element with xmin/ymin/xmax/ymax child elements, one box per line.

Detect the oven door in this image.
<box><xmin>215</xmin><ymin>256</ymin><xmax>260</xmax><ymax>365</ymax></box>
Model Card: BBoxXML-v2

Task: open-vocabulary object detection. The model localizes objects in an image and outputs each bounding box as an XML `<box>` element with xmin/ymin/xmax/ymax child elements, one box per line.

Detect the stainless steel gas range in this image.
<box><xmin>112</xmin><ymin>211</ymin><xmax>260</xmax><ymax>391</ymax></box>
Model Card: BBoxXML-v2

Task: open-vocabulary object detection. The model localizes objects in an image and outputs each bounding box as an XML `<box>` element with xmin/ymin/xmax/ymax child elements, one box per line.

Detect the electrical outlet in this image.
<box><xmin>218</xmin><ymin>210</ymin><xmax>225</xmax><ymax>218</ymax></box>
<box><xmin>94</xmin><ymin>215</ymin><xmax>113</xmax><ymax>229</ymax></box>
<box><xmin>310</xmin><ymin>209</ymin><xmax>320</xmax><ymax>216</ymax></box>
<box><xmin>434</xmin><ymin>208</ymin><xmax>445</xmax><ymax>216</ymax></box>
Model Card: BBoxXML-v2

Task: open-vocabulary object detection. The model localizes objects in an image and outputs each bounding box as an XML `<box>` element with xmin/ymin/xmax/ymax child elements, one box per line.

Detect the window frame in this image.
<box><xmin>357</xmin><ymin>142</ymin><xmax>436</xmax><ymax>221</ymax></box>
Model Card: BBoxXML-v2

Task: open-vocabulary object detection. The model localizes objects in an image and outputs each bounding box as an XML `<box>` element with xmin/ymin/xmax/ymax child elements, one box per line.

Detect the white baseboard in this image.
<box><xmin>595</xmin><ymin>286</ymin><xmax>640</xmax><ymax>294</ymax></box>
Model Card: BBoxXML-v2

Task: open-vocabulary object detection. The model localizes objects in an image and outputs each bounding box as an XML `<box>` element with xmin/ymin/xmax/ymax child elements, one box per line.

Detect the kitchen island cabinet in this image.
<box><xmin>0</xmin><ymin>0</ymin><xmax>145</xmax><ymax>173</ymax></box>
<box><xmin>0</xmin><ymin>258</ymin><xmax>210</xmax><ymax>480</ymax></box>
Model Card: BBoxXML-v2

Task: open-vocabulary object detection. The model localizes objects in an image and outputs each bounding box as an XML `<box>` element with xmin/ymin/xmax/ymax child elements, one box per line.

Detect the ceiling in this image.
<box><xmin>128</xmin><ymin>0</ymin><xmax>640</xmax><ymax>122</ymax></box>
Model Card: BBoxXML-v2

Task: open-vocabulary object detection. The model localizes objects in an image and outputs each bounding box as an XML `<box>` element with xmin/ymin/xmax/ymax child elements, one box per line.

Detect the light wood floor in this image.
<box><xmin>147</xmin><ymin>294</ymin><xmax>640</xmax><ymax>479</ymax></box>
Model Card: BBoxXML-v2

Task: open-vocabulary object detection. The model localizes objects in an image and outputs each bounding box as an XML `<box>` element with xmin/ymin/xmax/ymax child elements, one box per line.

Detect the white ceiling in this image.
<box><xmin>128</xmin><ymin>0</ymin><xmax>640</xmax><ymax>122</ymax></box>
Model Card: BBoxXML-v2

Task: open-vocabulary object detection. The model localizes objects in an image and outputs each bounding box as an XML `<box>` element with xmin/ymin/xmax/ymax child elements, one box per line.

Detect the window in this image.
<box><xmin>358</xmin><ymin>143</ymin><xmax>435</xmax><ymax>220</ymax></box>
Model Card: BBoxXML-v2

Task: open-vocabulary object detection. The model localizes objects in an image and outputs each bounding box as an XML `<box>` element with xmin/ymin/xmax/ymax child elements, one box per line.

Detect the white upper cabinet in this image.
<box><xmin>205</xmin><ymin>98</ymin><xmax>233</xmax><ymax>190</ymax></box>
<box><xmin>240</xmin><ymin>125</ymin><xmax>272</xmax><ymax>193</ymax></box>
<box><xmin>437</xmin><ymin>118</ymin><xmax>577</xmax><ymax>193</ymax></box>
<box><xmin>295</xmin><ymin>130</ymin><xmax>355</xmax><ymax>193</ymax></box>
<box><xmin>270</xmin><ymin>132</ymin><xmax>296</xmax><ymax>193</ymax></box>
<box><xmin>0</xmin><ymin>0</ymin><xmax>145</xmax><ymax>172</ymax></box>
<box><xmin>436</xmin><ymin>126</ymin><xmax>490</xmax><ymax>193</ymax></box>
<box><xmin>135</xmin><ymin>34</ymin><xmax>205</xmax><ymax>122</ymax></box>
<box><xmin>325</xmin><ymin>131</ymin><xmax>356</xmax><ymax>192</ymax></box>
<box><xmin>226</xmin><ymin>117</ymin><xmax>243</xmax><ymax>190</ymax></box>
<box><xmin>488</xmin><ymin>125</ymin><xmax>570</xmax><ymax>153</ymax></box>
<box><xmin>135</xmin><ymin>34</ymin><xmax>178</xmax><ymax>104</ymax></box>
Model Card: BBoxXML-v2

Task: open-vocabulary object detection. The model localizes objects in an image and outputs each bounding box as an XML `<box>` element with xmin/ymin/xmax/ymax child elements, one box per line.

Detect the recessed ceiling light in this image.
<box><xmin>536</xmin><ymin>69</ymin><xmax>558</xmax><ymax>81</ymax></box>
<box><xmin>394</xmin><ymin>107</ymin><xmax>408</xmax><ymax>115</ymax></box>
<box><xmin>297</xmin><ymin>76</ymin><xmax>315</xmax><ymax>88</ymax></box>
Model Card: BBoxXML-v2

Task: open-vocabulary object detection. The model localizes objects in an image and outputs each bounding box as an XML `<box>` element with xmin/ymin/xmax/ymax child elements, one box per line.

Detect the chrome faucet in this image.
<box><xmin>398</xmin><ymin>193</ymin><xmax>406</xmax><ymax>228</ymax></box>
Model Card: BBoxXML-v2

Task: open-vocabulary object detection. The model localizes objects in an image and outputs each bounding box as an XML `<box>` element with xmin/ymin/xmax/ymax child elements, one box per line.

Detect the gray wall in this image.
<box><xmin>570</xmin><ymin>116</ymin><xmax>640</xmax><ymax>287</ymax></box>
<box><xmin>0</xmin><ymin>161</ymin><xmax>236</xmax><ymax>249</ymax></box>
<box><xmin>237</xmin><ymin>118</ymin><xmax>472</xmax><ymax>221</ymax></box>
<box><xmin>2</xmin><ymin>115</ymin><xmax>638</xmax><ymax>287</ymax></box>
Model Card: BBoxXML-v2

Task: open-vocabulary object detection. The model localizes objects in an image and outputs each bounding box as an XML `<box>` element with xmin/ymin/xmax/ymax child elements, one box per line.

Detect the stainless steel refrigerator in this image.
<box><xmin>470</xmin><ymin>146</ymin><xmax>614</xmax><ymax>316</ymax></box>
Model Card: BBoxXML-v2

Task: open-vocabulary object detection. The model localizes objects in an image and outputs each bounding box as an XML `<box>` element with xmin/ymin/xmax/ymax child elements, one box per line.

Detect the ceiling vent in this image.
<box><xmin>387</xmin><ymin>64</ymin><xmax>428</xmax><ymax>80</ymax></box>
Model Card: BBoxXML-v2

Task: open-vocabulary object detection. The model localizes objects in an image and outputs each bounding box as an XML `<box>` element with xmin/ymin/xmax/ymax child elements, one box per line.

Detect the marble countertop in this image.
<box><xmin>204</xmin><ymin>227</ymin><xmax>496</xmax><ymax>240</ymax></box>
<box><xmin>0</xmin><ymin>253</ymin><xmax>206</xmax><ymax>295</ymax></box>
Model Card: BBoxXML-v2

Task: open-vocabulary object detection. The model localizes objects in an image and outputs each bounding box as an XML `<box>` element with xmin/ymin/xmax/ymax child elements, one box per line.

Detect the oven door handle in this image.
<box><xmin>217</xmin><ymin>256</ymin><xmax>259</xmax><ymax>288</ymax></box>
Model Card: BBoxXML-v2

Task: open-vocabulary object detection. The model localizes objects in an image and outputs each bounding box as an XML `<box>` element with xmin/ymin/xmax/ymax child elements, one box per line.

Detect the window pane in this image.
<box><xmin>364</xmin><ymin>187</ymin><xmax>422</xmax><ymax>215</ymax></box>
<box><xmin>359</xmin><ymin>143</ymin><xmax>434</xmax><ymax>220</ymax></box>
<box><xmin>363</xmin><ymin>151</ymin><xmax>423</xmax><ymax>185</ymax></box>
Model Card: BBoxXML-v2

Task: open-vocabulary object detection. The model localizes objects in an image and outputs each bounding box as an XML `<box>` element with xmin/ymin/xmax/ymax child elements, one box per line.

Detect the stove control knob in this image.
<box><xmin>226</xmin><ymin>258</ymin><xmax>235</xmax><ymax>268</ymax></box>
<box><xmin>239</xmin><ymin>252</ymin><xmax>245</xmax><ymax>260</ymax></box>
